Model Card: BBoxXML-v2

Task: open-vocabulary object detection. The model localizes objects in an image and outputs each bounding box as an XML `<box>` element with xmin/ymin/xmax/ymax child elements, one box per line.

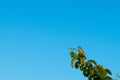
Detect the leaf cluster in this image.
<box><xmin>69</xmin><ymin>47</ymin><xmax>112</xmax><ymax>80</ymax></box>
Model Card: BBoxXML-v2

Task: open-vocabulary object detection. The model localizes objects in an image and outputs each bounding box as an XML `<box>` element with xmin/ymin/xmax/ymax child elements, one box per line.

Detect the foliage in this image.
<box><xmin>69</xmin><ymin>46</ymin><xmax>112</xmax><ymax>80</ymax></box>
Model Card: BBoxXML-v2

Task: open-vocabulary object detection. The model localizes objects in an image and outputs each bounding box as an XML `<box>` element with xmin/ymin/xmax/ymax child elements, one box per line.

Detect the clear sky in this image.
<box><xmin>0</xmin><ymin>0</ymin><xmax>120</xmax><ymax>80</ymax></box>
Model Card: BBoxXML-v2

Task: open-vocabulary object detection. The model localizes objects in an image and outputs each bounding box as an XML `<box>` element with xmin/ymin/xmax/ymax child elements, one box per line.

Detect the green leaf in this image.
<box><xmin>89</xmin><ymin>69</ymin><xmax>95</xmax><ymax>77</ymax></box>
<box><xmin>75</xmin><ymin>61</ymin><xmax>80</xmax><ymax>69</ymax></box>
<box><xmin>97</xmin><ymin>70</ymin><xmax>106</xmax><ymax>79</ymax></box>
<box><xmin>70</xmin><ymin>51</ymin><xmax>78</xmax><ymax>58</ymax></box>
<box><xmin>71</xmin><ymin>58</ymin><xmax>75</xmax><ymax>68</ymax></box>
<box><xmin>80</xmin><ymin>64</ymin><xmax>84</xmax><ymax>71</ymax></box>
<box><xmin>70</xmin><ymin>51</ymin><xmax>75</xmax><ymax>57</ymax></box>
<box><xmin>88</xmin><ymin>60</ymin><xmax>97</xmax><ymax>65</ymax></box>
<box><xmin>105</xmin><ymin>69</ymin><xmax>112</xmax><ymax>75</ymax></box>
<box><xmin>83</xmin><ymin>69</ymin><xmax>89</xmax><ymax>77</ymax></box>
<box><xmin>104</xmin><ymin>76</ymin><xmax>112</xmax><ymax>80</ymax></box>
<box><xmin>85</xmin><ymin>62</ymin><xmax>91</xmax><ymax>67</ymax></box>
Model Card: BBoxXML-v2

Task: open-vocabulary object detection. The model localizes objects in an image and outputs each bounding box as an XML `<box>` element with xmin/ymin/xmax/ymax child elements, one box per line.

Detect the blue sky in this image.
<box><xmin>0</xmin><ymin>0</ymin><xmax>120</xmax><ymax>80</ymax></box>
